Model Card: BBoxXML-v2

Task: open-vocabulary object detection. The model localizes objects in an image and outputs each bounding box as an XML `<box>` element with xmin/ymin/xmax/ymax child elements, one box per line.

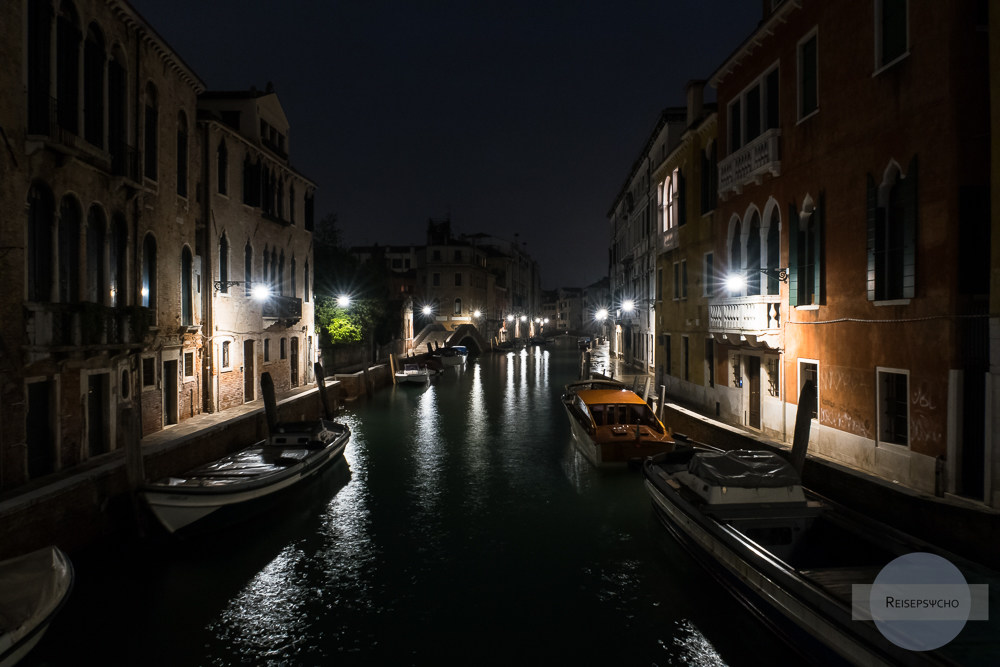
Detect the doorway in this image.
<box><xmin>244</xmin><ymin>339</ymin><xmax>255</xmax><ymax>402</ymax></box>
<box><xmin>748</xmin><ymin>356</ymin><xmax>761</xmax><ymax>429</ymax></box>
<box><xmin>163</xmin><ymin>360</ymin><xmax>178</xmax><ymax>426</ymax></box>
<box><xmin>26</xmin><ymin>380</ymin><xmax>56</xmax><ymax>478</ymax></box>
<box><xmin>87</xmin><ymin>373</ymin><xmax>110</xmax><ymax>456</ymax></box>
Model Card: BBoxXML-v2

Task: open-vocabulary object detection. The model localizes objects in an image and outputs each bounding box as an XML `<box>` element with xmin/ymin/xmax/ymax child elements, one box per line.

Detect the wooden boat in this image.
<box><xmin>142</xmin><ymin>418</ymin><xmax>350</xmax><ymax>533</ymax></box>
<box><xmin>641</xmin><ymin>385</ymin><xmax>999</xmax><ymax>666</ymax></box>
<box><xmin>561</xmin><ymin>383</ymin><xmax>676</xmax><ymax>466</ymax></box>
<box><xmin>0</xmin><ymin>546</ymin><xmax>74</xmax><ymax>667</ymax></box>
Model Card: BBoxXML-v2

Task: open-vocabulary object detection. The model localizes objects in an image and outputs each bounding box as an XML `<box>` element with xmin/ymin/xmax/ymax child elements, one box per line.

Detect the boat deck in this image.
<box><xmin>799</xmin><ymin>565</ymin><xmax>882</xmax><ymax>602</ymax></box>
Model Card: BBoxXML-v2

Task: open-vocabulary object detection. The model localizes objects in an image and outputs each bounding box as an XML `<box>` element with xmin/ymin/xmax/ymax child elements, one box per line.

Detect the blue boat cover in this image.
<box><xmin>687</xmin><ymin>449</ymin><xmax>800</xmax><ymax>488</ymax></box>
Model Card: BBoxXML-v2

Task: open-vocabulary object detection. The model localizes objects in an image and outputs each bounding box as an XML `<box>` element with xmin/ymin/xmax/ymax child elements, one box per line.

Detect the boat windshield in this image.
<box><xmin>589</xmin><ymin>403</ymin><xmax>664</xmax><ymax>433</ymax></box>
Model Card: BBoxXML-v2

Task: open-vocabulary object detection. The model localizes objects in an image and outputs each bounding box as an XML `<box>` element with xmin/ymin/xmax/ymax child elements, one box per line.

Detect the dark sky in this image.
<box><xmin>130</xmin><ymin>0</ymin><xmax>761</xmax><ymax>289</ymax></box>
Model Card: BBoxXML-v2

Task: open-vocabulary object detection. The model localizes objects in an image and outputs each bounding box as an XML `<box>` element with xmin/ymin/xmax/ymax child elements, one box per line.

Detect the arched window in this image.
<box><xmin>278</xmin><ymin>251</ymin><xmax>285</xmax><ymax>295</ymax></box>
<box><xmin>454</xmin><ymin>298</ymin><xmax>462</xmax><ymax>315</ymax></box>
<box><xmin>83</xmin><ymin>23</ymin><xmax>105</xmax><ymax>147</ymax></box>
<box><xmin>176</xmin><ymin>111</ymin><xmax>188</xmax><ymax>196</ymax></box>
<box><xmin>143</xmin><ymin>83</ymin><xmax>158</xmax><ymax>180</ymax></box>
<box><xmin>181</xmin><ymin>247</ymin><xmax>193</xmax><ymax>325</ymax></box>
<box><xmin>108</xmin><ymin>51</ymin><xmax>128</xmax><ymax>176</ymax></box>
<box><xmin>85</xmin><ymin>205</ymin><xmax>106</xmax><ymax>303</ymax></box>
<box><xmin>766</xmin><ymin>210</ymin><xmax>780</xmax><ymax>295</ymax></box>
<box><xmin>109</xmin><ymin>213</ymin><xmax>127</xmax><ymax>307</ymax></box>
<box><xmin>27</xmin><ymin>1</ymin><xmax>53</xmax><ymax>135</ymax></box>
<box><xmin>217</xmin><ymin>140</ymin><xmax>228</xmax><ymax>195</ymax></box>
<box><xmin>27</xmin><ymin>183</ymin><xmax>54</xmax><ymax>302</ymax></box>
<box><xmin>59</xmin><ymin>196</ymin><xmax>81</xmax><ymax>302</ymax></box>
<box><xmin>141</xmin><ymin>233</ymin><xmax>156</xmax><ymax>309</ymax></box>
<box><xmin>244</xmin><ymin>241</ymin><xmax>253</xmax><ymax>296</ymax></box>
<box><xmin>747</xmin><ymin>211</ymin><xmax>761</xmax><ymax>296</ymax></box>
<box><xmin>303</xmin><ymin>260</ymin><xmax>310</xmax><ymax>302</ymax></box>
<box><xmin>218</xmin><ymin>233</ymin><xmax>230</xmax><ymax>293</ymax></box>
<box><xmin>56</xmin><ymin>1</ymin><xmax>81</xmax><ymax>134</ymax></box>
<box><xmin>729</xmin><ymin>219</ymin><xmax>742</xmax><ymax>297</ymax></box>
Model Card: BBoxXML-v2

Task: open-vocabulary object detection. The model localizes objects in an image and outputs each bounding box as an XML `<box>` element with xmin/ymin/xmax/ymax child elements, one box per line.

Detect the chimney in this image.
<box><xmin>686</xmin><ymin>80</ymin><xmax>706</xmax><ymax>127</ymax></box>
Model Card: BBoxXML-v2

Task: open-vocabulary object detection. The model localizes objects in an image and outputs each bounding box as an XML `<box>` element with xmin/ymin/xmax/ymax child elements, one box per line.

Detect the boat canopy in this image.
<box><xmin>688</xmin><ymin>450</ymin><xmax>800</xmax><ymax>488</ymax></box>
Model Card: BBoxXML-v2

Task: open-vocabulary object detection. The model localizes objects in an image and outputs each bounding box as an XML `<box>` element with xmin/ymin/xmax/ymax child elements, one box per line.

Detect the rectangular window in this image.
<box><xmin>221</xmin><ymin>341</ymin><xmax>231</xmax><ymax>369</ymax></box>
<box><xmin>703</xmin><ymin>252</ymin><xmax>714</xmax><ymax>297</ymax></box>
<box><xmin>744</xmin><ymin>84</ymin><xmax>761</xmax><ymax>142</ymax></box>
<box><xmin>673</xmin><ymin>263</ymin><xmax>680</xmax><ymax>300</ymax></box>
<box><xmin>729</xmin><ymin>65</ymin><xmax>779</xmax><ymax>150</ymax></box>
<box><xmin>877</xmin><ymin>368</ymin><xmax>908</xmax><ymax>446</ymax></box>
<box><xmin>455</xmin><ymin>273</ymin><xmax>462</xmax><ymax>287</ymax></box>
<box><xmin>799</xmin><ymin>32</ymin><xmax>818</xmax><ymax>118</ymax></box>
<box><xmin>681</xmin><ymin>260</ymin><xmax>688</xmax><ymax>299</ymax></box>
<box><xmin>142</xmin><ymin>357</ymin><xmax>155</xmax><ymax>388</ymax></box>
<box><xmin>656</xmin><ymin>268</ymin><xmax>663</xmax><ymax>301</ymax></box>
<box><xmin>183</xmin><ymin>352</ymin><xmax>194</xmax><ymax>379</ymax></box>
<box><xmin>877</xmin><ymin>0</ymin><xmax>908</xmax><ymax>68</ymax></box>
<box><xmin>867</xmin><ymin>158</ymin><xmax>917</xmax><ymax>302</ymax></box>
<box><xmin>729</xmin><ymin>99</ymin><xmax>741</xmax><ymax>151</ymax></box>
<box><xmin>682</xmin><ymin>336</ymin><xmax>690</xmax><ymax>381</ymax></box>
<box><xmin>798</xmin><ymin>360</ymin><xmax>819</xmax><ymax>420</ymax></box>
<box><xmin>280</xmin><ymin>338</ymin><xmax>287</xmax><ymax>360</ymax></box>
<box><xmin>665</xmin><ymin>334</ymin><xmax>672</xmax><ymax>377</ymax></box>
<box><xmin>264</xmin><ymin>338</ymin><xmax>270</xmax><ymax>362</ymax></box>
<box><xmin>432</xmin><ymin>273</ymin><xmax>440</xmax><ymax>286</ymax></box>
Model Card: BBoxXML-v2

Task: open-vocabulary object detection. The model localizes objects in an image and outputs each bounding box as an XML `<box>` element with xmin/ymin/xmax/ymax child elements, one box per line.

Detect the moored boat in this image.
<box><xmin>395</xmin><ymin>363</ymin><xmax>437</xmax><ymax>383</ymax></box>
<box><xmin>433</xmin><ymin>347</ymin><xmax>465</xmax><ymax>367</ymax></box>
<box><xmin>142</xmin><ymin>418</ymin><xmax>350</xmax><ymax>533</ymax></box>
<box><xmin>0</xmin><ymin>546</ymin><xmax>74</xmax><ymax>667</ymax></box>
<box><xmin>562</xmin><ymin>383</ymin><xmax>676</xmax><ymax>466</ymax></box>
<box><xmin>642</xmin><ymin>439</ymin><xmax>999</xmax><ymax>665</ymax></box>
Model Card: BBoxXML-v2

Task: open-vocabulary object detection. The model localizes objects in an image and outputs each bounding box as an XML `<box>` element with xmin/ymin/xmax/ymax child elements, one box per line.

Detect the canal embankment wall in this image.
<box><xmin>0</xmin><ymin>384</ymin><xmax>335</xmax><ymax>561</ymax></box>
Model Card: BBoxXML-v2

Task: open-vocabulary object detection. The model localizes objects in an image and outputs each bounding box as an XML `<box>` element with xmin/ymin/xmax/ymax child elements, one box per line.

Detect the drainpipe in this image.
<box><xmin>201</xmin><ymin>122</ymin><xmax>216</xmax><ymax>413</ymax></box>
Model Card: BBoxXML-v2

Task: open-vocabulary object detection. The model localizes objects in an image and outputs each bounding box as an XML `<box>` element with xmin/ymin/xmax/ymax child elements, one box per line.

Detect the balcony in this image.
<box><xmin>262</xmin><ymin>295</ymin><xmax>302</xmax><ymax>322</ymax></box>
<box><xmin>708</xmin><ymin>295</ymin><xmax>782</xmax><ymax>349</ymax></box>
<box><xmin>24</xmin><ymin>303</ymin><xmax>150</xmax><ymax>356</ymax></box>
<box><xmin>718</xmin><ymin>128</ymin><xmax>781</xmax><ymax>198</ymax></box>
<box><xmin>660</xmin><ymin>226</ymin><xmax>679</xmax><ymax>252</ymax></box>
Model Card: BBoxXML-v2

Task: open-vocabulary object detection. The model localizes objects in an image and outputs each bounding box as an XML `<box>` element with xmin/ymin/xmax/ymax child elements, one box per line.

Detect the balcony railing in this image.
<box><xmin>24</xmin><ymin>303</ymin><xmax>151</xmax><ymax>352</ymax></box>
<box><xmin>708</xmin><ymin>295</ymin><xmax>782</xmax><ymax>348</ymax></box>
<box><xmin>262</xmin><ymin>295</ymin><xmax>302</xmax><ymax>321</ymax></box>
<box><xmin>660</xmin><ymin>226</ymin><xmax>679</xmax><ymax>252</ymax></box>
<box><xmin>718</xmin><ymin>128</ymin><xmax>781</xmax><ymax>198</ymax></box>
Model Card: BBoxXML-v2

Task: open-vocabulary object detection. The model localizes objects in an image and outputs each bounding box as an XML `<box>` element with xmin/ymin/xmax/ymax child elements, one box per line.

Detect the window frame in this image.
<box><xmin>797</xmin><ymin>359</ymin><xmax>819</xmax><ymax>421</ymax></box>
<box><xmin>876</xmin><ymin>367</ymin><xmax>909</xmax><ymax>448</ymax></box>
<box><xmin>797</xmin><ymin>29</ymin><xmax>819</xmax><ymax>121</ymax></box>
<box><xmin>874</xmin><ymin>0</ymin><xmax>909</xmax><ymax>73</ymax></box>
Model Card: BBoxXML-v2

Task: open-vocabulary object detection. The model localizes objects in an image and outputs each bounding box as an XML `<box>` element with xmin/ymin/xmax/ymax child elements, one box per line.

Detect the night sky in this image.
<box><xmin>130</xmin><ymin>0</ymin><xmax>762</xmax><ymax>289</ymax></box>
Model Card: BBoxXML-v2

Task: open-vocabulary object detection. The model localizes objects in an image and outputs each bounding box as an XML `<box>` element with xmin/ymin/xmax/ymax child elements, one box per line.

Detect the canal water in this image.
<box><xmin>27</xmin><ymin>340</ymin><xmax>800</xmax><ymax>666</ymax></box>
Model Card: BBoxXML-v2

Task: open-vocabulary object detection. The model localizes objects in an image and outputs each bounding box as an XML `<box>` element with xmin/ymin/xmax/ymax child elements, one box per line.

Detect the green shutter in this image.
<box><xmin>815</xmin><ymin>193</ymin><xmax>825</xmax><ymax>305</ymax></box>
<box><xmin>866</xmin><ymin>174</ymin><xmax>877</xmax><ymax>301</ymax></box>
<box><xmin>902</xmin><ymin>156</ymin><xmax>918</xmax><ymax>299</ymax></box>
<box><xmin>788</xmin><ymin>203</ymin><xmax>799</xmax><ymax>306</ymax></box>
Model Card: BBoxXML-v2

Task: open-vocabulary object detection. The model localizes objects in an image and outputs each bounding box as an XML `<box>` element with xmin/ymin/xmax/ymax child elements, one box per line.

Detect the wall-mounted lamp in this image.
<box><xmin>759</xmin><ymin>267</ymin><xmax>789</xmax><ymax>283</ymax></box>
<box><xmin>214</xmin><ymin>280</ymin><xmax>270</xmax><ymax>300</ymax></box>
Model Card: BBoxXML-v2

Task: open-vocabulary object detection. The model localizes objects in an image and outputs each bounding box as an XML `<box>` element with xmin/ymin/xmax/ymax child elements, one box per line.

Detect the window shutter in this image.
<box><xmin>788</xmin><ymin>203</ymin><xmax>799</xmax><ymax>306</ymax></box>
<box><xmin>866</xmin><ymin>174</ymin><xmax>877</xmax><ymax>301</ymax></box>
<box><xmin>678</xmin><ymin>170</ymin><xmax>686</xmax><ymax>225</ymax></box>
<box><xmin>902</xmin><ymin>156</ymin><xmax>918</xmax><ymax>299</ymax></box>
<box><xmin>815</xmin><ymin>193</ymin><xmax>825</xmax><ymax>304</ymax></box>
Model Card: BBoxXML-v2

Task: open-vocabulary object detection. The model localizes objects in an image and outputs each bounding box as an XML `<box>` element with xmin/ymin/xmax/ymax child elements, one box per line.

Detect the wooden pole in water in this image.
<box><xmin>315</xmin><ymin>362</ymin><xmax>333</xmax><ymax>419</ymax></box>
<box><xmin>789</xmin><ymin>379</ymin><xmax>816</xmax><ymax>475</ymax></box>
<box><xmin>261</xmin><ymin>372</ymin><xmax>279</xmax><ymax>434</ymax></box>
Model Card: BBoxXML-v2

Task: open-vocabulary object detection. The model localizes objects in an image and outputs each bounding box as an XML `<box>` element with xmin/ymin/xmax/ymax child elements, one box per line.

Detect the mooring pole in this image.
<box><xmin>261</xmin><ymin>372</ymin><xmax>279</xmax><ymax>435</ymax></box>
<box><xmin>315</xmin><ymin>362</ymin><xmax>333</xmax><ymax>419</ymax></box>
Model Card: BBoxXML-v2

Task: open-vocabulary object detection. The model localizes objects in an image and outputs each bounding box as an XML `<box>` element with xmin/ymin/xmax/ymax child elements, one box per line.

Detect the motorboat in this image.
<box><xmin>0</xmin><ymin>545</ymin><xmax>74</xmax><ymax>667</ymax></box>
<box><xmin>142</xmin><ymin>418</ymin><xmax>350</xmax><ymax>533</ymax></box>
<box><xmin>561</xmin><ymin>383</ymin><xmax>676</xmax><ymax>466</ymax></box>
<box><xmin>642</xmin><ymin>437</ymin><xmax>999</xmax><ymax>665</ymax></box>
<box><xmin>395</xmin><ymin>363</ymin><xmax>437</xmax><ymax>383</ymax></box>
<box><xmin>433</xmin><ymin>347</ymin><xmax>465</xmax><ymax>367</ymax></box>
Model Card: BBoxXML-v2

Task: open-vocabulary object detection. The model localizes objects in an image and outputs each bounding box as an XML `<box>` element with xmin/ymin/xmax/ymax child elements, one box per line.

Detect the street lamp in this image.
<box><xmin>337</xmin><ymin>294</ymin><xmax>351</xmax><ymax>308</ymax></box>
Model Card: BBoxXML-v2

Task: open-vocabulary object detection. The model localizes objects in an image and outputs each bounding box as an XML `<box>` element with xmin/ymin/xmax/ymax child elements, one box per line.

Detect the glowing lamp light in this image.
<box><xmin>520</xmin><ymin>315</ymin><xmax>526</xmax><ymax>322</ymax></box>
<box><xmin>473</xmin><ymin>310</ymin><xmax>481</xmax><ymax>318</ymax></box>
<box><xmin>140</xmin><ymin>287</ymin><xmax>149</xmax><ymax>298</ymax></box>
<box><xmin>337</xmin><ymin>294</ymin><xmax>351</xmax><ymax>308</ymax></box>
<box><xmin>622</xmin><ymin>299</ymin><xmax>635</xmax><ymax>312</ymax></box>
<box><xmin>507</xmin><ymin>314</ymin><xmax>514</xmax><ymax>322</ymax></box>
<box><xmin>422</xmin><ymin>305</ymin><xmax>432</xmax><ymax>316</ymax></box>
<box><xmin>725</xmin><ymin>274</ymin><xmax>746</xmax><ymax>292</ymax></box>
<box><xmin>596</xmin><ymin>308</ymin><xmax>608</xmax><ymax>321</ymax></box>
<box><xmin>251</xmin><ymin>284</ymin><xmax>271</xmax><ymax>300</ymax></box>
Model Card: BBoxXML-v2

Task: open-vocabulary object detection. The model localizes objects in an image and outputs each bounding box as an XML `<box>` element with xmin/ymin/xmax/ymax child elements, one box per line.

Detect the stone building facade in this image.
<box><xmin>0</xmin><ymin>1</ymin><xmax>318</xmax><ymax>495</ymax></box>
